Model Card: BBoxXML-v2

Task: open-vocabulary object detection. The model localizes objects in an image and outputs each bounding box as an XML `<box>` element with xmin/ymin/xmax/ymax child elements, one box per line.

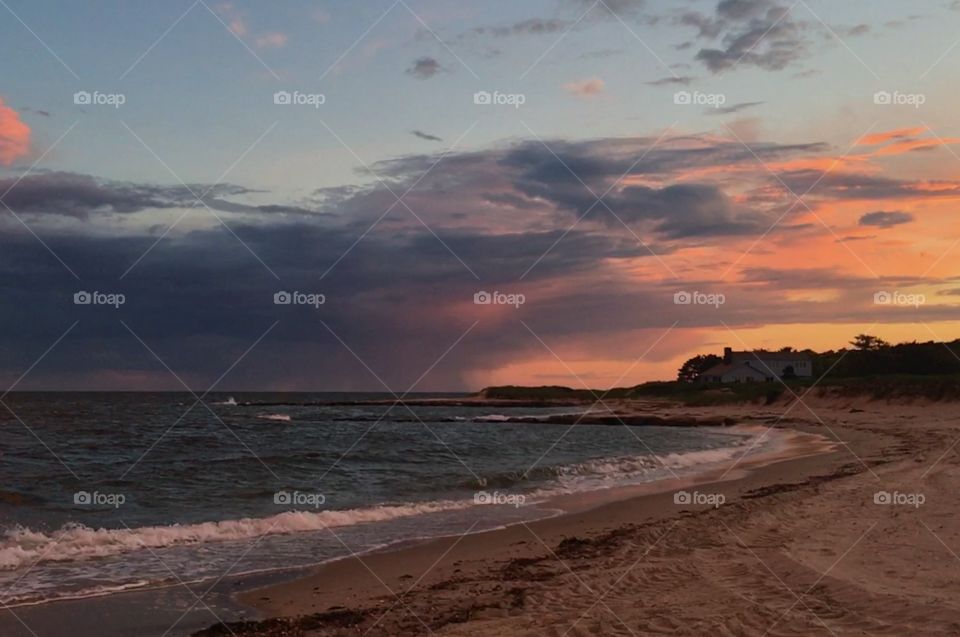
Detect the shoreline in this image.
<box><xmin>0</xmin><ymin>419</ymin><xmax>829</xmax><ymax>637</ymax></box>
<box><xmin>204</xmin><ymin>420</ymin><xmax>846</xmax><ymax>635</ymax></box>
<box><xmin>11</xmin><ymin>396</ymin><xmax>959</xmax><ymax>636</ymax></box>
<box><xmin>0</xmin><ymin>421</ymin><xmax>784</xmax><ymax>610</ymax></box>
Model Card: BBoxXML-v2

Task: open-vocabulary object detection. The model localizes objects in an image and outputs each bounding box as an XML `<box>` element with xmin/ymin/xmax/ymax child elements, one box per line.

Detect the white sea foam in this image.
<box><xmin>257</xmin><ymin>413</ymin><xmax>291</xmax><ymax>422</ymax></box>
<box><xmin>524</xmin><ymin>432</ymin><xmax>774</xmax><ymax>498</ymax></box>
<box><xmin>0</xmin><ymin>501</ymin><xmax>473</xmax><ymax>571</ymax></box>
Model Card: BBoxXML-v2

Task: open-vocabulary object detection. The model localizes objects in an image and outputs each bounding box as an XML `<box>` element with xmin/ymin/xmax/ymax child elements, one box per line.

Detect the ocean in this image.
<box><xmin>0</xmin><ymin>393</ymin><xmax>773</xmax><ymax>608</ymax></box>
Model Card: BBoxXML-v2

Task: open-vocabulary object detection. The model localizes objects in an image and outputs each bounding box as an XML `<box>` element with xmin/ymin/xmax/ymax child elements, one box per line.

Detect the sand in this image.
<box><xmin>187</xmin><ymin>394</ymin><xmax>960</xmax><ymax>636</ymax></box>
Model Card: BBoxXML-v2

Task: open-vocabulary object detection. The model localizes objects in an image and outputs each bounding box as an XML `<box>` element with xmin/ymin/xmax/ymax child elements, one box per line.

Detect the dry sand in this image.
<box><xmin>196</xmin><ymin>395</ymin><xmax>960</xmax><ymax>636</ymax></box>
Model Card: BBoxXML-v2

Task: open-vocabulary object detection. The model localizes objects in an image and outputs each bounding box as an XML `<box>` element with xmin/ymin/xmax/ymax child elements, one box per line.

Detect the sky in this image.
<box><xmin>3</xmin><ymin>0</ymin><xmax>960</xmax><ymax>391</ymax></box>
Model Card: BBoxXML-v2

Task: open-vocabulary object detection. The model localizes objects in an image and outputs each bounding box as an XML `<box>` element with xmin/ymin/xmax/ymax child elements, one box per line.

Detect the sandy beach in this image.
<box><xmin>8</xmin><ymin>2</ymin><xmax>960</xmax><ymax>632</ymax></box>
<box><xmin>180</xmin><ymin>393</ymin><xmax>960</xmax><ymax>637</ymax></box>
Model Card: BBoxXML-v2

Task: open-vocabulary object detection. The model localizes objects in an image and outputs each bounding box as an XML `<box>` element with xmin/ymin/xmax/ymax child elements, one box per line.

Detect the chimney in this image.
<box><xmin>723</xmin><ymin>347</ymin><xmax>732</xmax><ymax>364</ymax></box>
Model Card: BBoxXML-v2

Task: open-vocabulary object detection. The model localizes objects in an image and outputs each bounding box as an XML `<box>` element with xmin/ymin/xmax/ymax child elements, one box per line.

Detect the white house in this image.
<box><xmin>701</xmin><ymin>347</ymin><xmax>813</xmax><ymax>383</ymax></box>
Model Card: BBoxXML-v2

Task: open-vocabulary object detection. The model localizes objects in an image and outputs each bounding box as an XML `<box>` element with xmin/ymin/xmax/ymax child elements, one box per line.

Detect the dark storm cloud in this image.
<box><xmin>4</xmin><ymin>136</ymin><xmax>831</xmax><ymax>239</ymax></box>
<box><xmin>9</xmin><ymin>133</ymin><xmax>942</xmax><ymax>390</ymax></box>
<box><xmin>610</xmin><ymin>184</ymin><xmax>766</xmax><ymax>238</ymax></box>
<box><xmin>465</xmin><ymin>18</ymin><xmax>572</xmax><ymax>38</ymax></box>
<box><xmin>844</xmin><ymin>24</ymin><xmax>870</xmax><ymax>36</ymax></box>
<box><xmin>778</xmin><ymin>170</ymin><xmax>960</xmax><ymax>201</ymax></box>
<box><xmin>0</xmin><ymin>206</ymin><xmax>662</xmax><ymax>390</ymax></box>
<box><xmin>455</xmin><ymin>0</ymin><xmax>652</xmax><ymax>46</ymax></box>
<box><xmin>646</xmin><ymin>75</ymin><xmax>696</xmax><ymax>86</ymax></box>
<box><xmin>484</xmin><ymin>136</ymin><xmax>827</xmax><ymax>196</ymax></box>
<box><xmin>348</xmin><ymin>136</ymin><xmax>830</xmax><ymax>247</ymax></box>
<box><xmin>0</xmin><ymin>171</ymin><xmax>316</xmax><ymax>219</ymax></box>
<box><xmin>487</xmin><ymin>141</ymin><xmax>769</xmax><ymax>237</ymax></box>
<box><xmin>716</xmin><ymin>0</ymin><xmax>770</xmax><ymax>21</ymax></box>
<box><xmin>406</xmin><ymin>56</ymin><xmax>443</xmax><ymax>79</ymax></box>
<box><xmin>710</xmin><ymin>101</ymin><xmax>764</xmax><ymax>115</ymax></box>
<box><xmin>677</xmin><ymin>12</ymin><xmax>725</xmax><ymax>38</ymax></box>
<box><xmin>0</xmin><ymin>171</ymin><xmax>198</xmax><ymax>217</ymax></box>
<box><xmin>568</xmin><ymin>0</ymin><xmax>645</xmax><ymax>16</ymax></box>
<box><xmin>198</xmin><ymin>197</ymin><xmax>325</xmax><ymax>217</ymax></box>
<box><xmin>679</xmin><ymin>0</ymin><xmax>811</xmax><ymax>73</ymax></box>
<box><xmin>411</xmin><ymin>130</ymin><xmax>443</xmax><ymax>142</ymax></box>
<box><xmin>858</xmin><ymin>210</ymin><xmax>915</xmax><ymax>228</ymax></box>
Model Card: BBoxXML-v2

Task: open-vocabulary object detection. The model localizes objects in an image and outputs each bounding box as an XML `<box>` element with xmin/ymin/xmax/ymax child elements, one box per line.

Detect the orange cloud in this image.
<box><xmin>0</xmin><ymin>98</ymin><xmax>30</xmax><ymax>166</ymax></box>
<box><xmin>858</xmin><ymin>127</ymin><xmax>926</xmax><ymax>146</ymax></box>
<box><xmin>760</xmin><ymin>155</ymin><xmax>873</xmax><ymax>174</ymax></box>
<box><xmin>872</xmin><ymin>136</ymin><xmax>960</xmax><ymax>157</ymax></box>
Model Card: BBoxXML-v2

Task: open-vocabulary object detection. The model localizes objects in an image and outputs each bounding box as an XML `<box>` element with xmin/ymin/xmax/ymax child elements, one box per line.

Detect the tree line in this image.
<box><xmin>677</xmin><ymin>334</ymin><xmax>960</xmax><ymax>382</ymax></box>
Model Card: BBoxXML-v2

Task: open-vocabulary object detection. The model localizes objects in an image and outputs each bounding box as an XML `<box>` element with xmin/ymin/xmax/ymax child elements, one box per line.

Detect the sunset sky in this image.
<box><xmin>3</xmin><ymin>0</ymin><xmax>960</xmax><ymax>391</ymax></box>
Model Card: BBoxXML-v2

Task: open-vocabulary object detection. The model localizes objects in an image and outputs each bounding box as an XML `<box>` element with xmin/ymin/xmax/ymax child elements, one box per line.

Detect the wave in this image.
<box><xmin>474</xmin><ymin>411</ymin><xmax>588</xmax><ymax>423</ymax></box>
<box><xmin>468</xmin><ymin>439</ymin><xmax>760</xmax><ymax>491</ymax></box>
<box><xmin>257</xmin><ymin>413</ymin><xmax>292</xmax><ymax>422</ymax></box>
<box><xmin>213</xmin><ymin>396</ymin><xmax>238</xmax><ymax>406</ymax></box>
<box><xmin>476</xmin><ymin>414</ymin><xmax>511</xmax><ymax>422</ymax></box>
<box><xmin>0</xmin><ymin>500</ymin><xmax>473</xmax><ymax>572</ymax></box>
<box><xmin>1</xmin><ymin>433</ymin><xmax>771</xmax><ymax>574</ymax></box>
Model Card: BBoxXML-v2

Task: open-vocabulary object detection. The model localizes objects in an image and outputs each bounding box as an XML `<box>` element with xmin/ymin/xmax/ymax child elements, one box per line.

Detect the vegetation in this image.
<box><xmin>676</xmin><ymin>354</ymin><xmax>722</xmax><ymax>383</ymax></box>
<box><xmin>675</xmin><ymin>334</ymin><xmax>960</xmax><ymax>382</ymax></box>
<box><xmin>480</xmin><ymin>334</ymin><xmax>960</xmax><ymax>405</ymax></box>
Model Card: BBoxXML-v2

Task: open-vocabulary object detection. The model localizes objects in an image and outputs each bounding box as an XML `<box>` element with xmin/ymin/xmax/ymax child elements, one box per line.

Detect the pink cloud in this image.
<box><xmin>0</xmin><ymin>98</ymin><xmax>30</xmax><ymax>166</ymax></box>
<box><xmin>215</xmin><ymin>2</ymin><xmax>247</xmax><ymax>36</ymax></box>
<box><xmin>255</xmin><ymin>32</ymin><xmax>288</xmax><ymax>49</ymax></box>
<box><xmin>215</xmin><ymin>3</ymin><xmax>287</xmax><ymax>49</ymax></box>
<box><xmin>563</xmin><ymin>77</ymin><xmax>605</xmax><ymax>97</ymax></box>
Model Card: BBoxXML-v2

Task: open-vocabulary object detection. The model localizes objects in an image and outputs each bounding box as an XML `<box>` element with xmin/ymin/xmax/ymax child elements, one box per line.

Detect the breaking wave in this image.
<box><xmin>0</xmin><ymin>500</ymin><xmax>472</xmax><ymax>571</ymax></box>
<box><xmin>257</xmin><ymin>413</ymin><xmax>292</xmax><ymax>422</ymax></box>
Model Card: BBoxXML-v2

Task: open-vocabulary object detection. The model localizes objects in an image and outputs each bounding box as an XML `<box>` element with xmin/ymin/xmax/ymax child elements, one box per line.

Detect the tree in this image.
<box><xmin>850</xmin><ymin>334</ymin><xmax>889</xmax><ymax>351</ymax></box>
<box><xmin>677</xmin><ymin>354</ymin><xmax>722</xmax><ymax>383</ymax></box>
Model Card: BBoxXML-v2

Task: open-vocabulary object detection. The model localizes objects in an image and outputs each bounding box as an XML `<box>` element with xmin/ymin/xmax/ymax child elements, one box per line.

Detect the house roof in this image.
<box><xmin>702</xmin><ymin>361</ymin><xmax>768</xmax><ymax>378</ymax></box>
